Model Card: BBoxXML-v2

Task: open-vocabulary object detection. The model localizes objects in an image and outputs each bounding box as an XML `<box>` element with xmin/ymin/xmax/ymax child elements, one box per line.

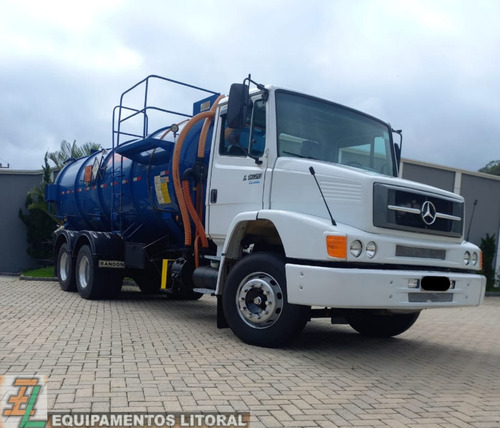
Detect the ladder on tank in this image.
<box><xmin>110</xmin><ymin>75</ymin><xmax>219</xmax><ymax>236</ymax></box>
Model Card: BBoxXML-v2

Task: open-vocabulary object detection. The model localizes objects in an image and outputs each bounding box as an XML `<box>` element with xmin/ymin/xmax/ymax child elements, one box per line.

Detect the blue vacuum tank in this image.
<box><xmin>46</xmin><ymin>120</ymin><xmax>211</xmax><ymax>248</ymax></box>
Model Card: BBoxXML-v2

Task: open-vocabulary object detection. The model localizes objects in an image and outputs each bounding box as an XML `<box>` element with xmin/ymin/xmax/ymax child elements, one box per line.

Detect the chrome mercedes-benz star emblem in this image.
<box><xmin>421</xmin><ymin>201</ymin><xmax>437</xmax><ymax>225</ymax></box>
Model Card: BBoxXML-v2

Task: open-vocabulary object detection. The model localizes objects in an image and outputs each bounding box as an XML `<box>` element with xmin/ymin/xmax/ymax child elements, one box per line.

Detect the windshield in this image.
<box><xmin>276</xmin><ymin>91</ymin><xmax>396</xmax><ymax>176</ymax></box>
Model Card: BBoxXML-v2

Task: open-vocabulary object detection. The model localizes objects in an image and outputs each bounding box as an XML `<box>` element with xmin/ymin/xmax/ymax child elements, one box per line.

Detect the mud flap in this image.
<box><xmin>217</xmin><ymin>295</ymin><xmax>229</xmax><ymax>329</ymax></box>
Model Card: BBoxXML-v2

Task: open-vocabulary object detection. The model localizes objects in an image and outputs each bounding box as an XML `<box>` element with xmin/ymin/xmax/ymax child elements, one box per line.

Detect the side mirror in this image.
<box><xmin>227</xmin><ymin>83</ymin><xmax>250</xmax><ymax>129</ymax></box>
<box><xmin>394</xmin><ymin>143</ymin><xmax>401</xmax><ymax>165</ymax></box>
<box><xmin>392</xmin><ymin>129</ymin><xmax>403</xmax><ymax>176</ymax></box>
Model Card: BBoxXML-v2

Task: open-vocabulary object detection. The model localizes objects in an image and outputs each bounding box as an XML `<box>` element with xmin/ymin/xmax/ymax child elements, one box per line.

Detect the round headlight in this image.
<box><xmin>366</xmin><ymin>241</ymin><xmax>377</xmax><ymax>259</ymax></box>
<box><xmin>350</xmin><ymin>240</ymin><xmax>362</xmax><ymax>258</ymax></box>
<box><xmin>471</xmin><ymin>252</ymin><xmax>478</xmax><ymax>266</ymax></box>
<box><xmin>464</xmin><ymin>251</ymin><xmax>471</xmax><ymax>265</ymax></box>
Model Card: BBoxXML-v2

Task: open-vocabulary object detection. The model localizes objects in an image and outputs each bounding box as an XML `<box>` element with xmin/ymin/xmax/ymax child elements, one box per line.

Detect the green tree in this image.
<box><xmin>46</xmin><ymin>139</ymin><xmax>101</xmax><ymax>170</ymax></box>
<box><xmin>478</xmin><ymin>160</ymin><xmax>500</xmax><ymax>176</ymax></box>
<box><xmin>18</xmin><ymin>154</ymin><xmax>57</xmax><ymax>260</ymax></box>
<box><xmin>19</xmin><ymin>140</ymin><xmax>101</xmax><ymax>262</ymax></box>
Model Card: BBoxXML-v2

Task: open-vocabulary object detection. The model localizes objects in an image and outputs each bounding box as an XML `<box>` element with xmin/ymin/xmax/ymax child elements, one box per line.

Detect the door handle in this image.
<box><xmin>210</xmin><ymin>189</ymin><xmax>218</xmax><ymax>203</ymax></box>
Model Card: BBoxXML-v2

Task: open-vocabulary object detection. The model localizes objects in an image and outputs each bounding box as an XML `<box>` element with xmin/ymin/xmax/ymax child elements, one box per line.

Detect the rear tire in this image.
<box><xmin>75</xmin><ymin>245</ymin><xmax>102</xmax><ymax>300</ymax></box>
<box><xmin>346</xmin><ymin>310</ymin><xmax>420</xmax><ymax>338</ymax></box>
<box><xmin>223</xmin><ymin>252</ymin><xmax>309</xmax><ymax>348</ymax></box>
<box><xmin>57</xmin><ymin>242</ymin><xmax>76</xmax><ymax>292</ymax></box>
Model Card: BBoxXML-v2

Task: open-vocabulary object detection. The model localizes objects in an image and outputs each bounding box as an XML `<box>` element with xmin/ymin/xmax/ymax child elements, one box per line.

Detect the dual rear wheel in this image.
<box><xmin>56</xmin><ymin>243</ymin><xmax>200</xmax><ymax>300</ymax></box>
<box><xmin>75</xmin><ymin>245</ymin><xmax>122</xmax><ymax>299</ymax></box>
<box><xmin>56</xmin><ymin>243</ymin><xmax>122</xmax><ymax>299</ymax></box>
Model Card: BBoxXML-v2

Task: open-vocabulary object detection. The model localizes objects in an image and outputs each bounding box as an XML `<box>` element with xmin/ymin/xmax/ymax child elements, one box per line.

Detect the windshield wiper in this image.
<box><xmin>282</xmin><ymin>150</ymin><xmax>317</xmax><ymax>160</ymax></box>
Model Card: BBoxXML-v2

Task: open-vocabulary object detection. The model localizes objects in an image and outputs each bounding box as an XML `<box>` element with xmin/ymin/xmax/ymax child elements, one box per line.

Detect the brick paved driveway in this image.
<box><xmin>0</xmin><ymin>275</ymin><xmax>499</xmax><ymax>427</ymax></box>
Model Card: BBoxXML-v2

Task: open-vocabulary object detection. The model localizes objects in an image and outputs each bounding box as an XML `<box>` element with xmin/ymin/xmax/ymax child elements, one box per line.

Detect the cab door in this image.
<box><xmin>207</xmin><ymin>99</ymin><xmax>267</xmax><ymax>244</ymax></box>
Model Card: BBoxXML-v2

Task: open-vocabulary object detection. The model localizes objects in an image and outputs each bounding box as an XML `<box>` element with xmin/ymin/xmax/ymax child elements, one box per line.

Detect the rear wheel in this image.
<box><xmin>57</xmin><ymin>242</ymin><xmax>76</xmax><ymax>291</ymax></box>
<box><xmin>75</xmin><ymin>245</ymin><xmax>102</xmax><ymax>300</ymax></box>
<box><xmin>223</xmin><ymin>252</ymin><xmax>309</xmax><ymax>347</ymax></box>
<box><xmin>346</xmin><ymin>310</ymin><xmax>420</xmax><ymax>338</ymax></box>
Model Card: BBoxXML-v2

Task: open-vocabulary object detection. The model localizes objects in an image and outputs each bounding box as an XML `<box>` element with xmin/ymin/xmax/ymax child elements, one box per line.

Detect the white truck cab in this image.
<box><xmin>206</xmin><ymin>79</ymin><xmax>485</xmax><ymax>347</ymax></box>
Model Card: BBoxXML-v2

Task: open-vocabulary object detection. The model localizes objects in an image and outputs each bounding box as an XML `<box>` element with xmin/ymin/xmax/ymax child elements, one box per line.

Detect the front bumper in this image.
<box><xmin>286</xmin><ymin>264</ymin><xmax>486</xmax><ymax>309</ymax></box>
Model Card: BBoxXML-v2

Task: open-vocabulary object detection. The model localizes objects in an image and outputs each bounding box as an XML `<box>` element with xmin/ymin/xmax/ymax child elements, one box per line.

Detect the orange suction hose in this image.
<box><xmin>198</xmin><ymin>95</ymin><xmax>225</xmax><ymax>158</ymax></box>
<box><xmin>182</xmin><ymin>179</ymin><xmax>209</xmax><ymax>248</ymax></box>
<box><xmin>191</xmin><ymin>96</ymin><xmax>225</xmax><ymax>244</ymax></box>
<box><xmin>172</xmin><ymin>111</ymin><xmax>213</xmax><ymax>247</ymax></box>
<box><xmin>173</xmin><ymin>95</ymin><xmax>225</xmax><ymax>248</ymax></box>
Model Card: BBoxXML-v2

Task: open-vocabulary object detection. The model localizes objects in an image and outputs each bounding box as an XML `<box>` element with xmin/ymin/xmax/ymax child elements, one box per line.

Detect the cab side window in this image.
<box><xmin>220</xmin><ymin>100</ymin><xmax>266</xmax><ymax>157</ymax></box>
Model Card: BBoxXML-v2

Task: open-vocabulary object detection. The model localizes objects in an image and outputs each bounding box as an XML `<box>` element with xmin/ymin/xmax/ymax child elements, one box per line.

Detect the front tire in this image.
<box><xmin>57</xmin><ymin>242</ymin><xmax>76</xmax><ymax>291</ymax></box>
<box><xmin>223</xmin><ymin>252</ymin><xmax>309</xmax><ymax>348</ymax></box>
<box><xmin>346</xmin><ymin>310</ymin><xmax>420</xmax><ymax>338</ymax></box>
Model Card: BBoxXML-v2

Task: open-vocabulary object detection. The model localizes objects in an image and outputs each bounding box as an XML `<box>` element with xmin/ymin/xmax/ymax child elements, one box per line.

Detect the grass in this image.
<box><xmin>22</xmin><ymin>266</ymin><xmax>55</xmax><ymax>278</ymax></box>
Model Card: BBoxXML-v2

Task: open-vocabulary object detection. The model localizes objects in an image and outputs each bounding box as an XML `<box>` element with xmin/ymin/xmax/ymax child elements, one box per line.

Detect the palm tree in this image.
<box><xmin>19</xmin><ymin>140</ymin><xmax>101</xmax><ymax>260</ymax></box>
<box><xmin>25</xmin><ymin>154</ymin><xmax>52</xmax><ymax>212</ymax></box>
<box><xmin>46</xmin><ymin>139</ymin><xmax>101</xmax><ymax>170</ymax></box>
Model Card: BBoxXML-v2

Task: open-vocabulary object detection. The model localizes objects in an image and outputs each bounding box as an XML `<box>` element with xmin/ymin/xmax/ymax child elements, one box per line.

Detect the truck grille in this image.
<box><xmin>373</xmin><ymin>183</ymin><xmax>464</xmax><ymax>238</ymax></box>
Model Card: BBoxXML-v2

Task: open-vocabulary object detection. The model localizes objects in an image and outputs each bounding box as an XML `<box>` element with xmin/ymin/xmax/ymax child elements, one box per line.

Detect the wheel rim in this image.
<box><xmin>77</xmin><ymin>255</ymin><xmax>90</xmax><ymax>289</ymax></box>
<box><xmin>236</xmin><ymin>272</ymin><xmax>284</xmax><ymax>329</ymax></box>
<box><xmin>59</xmin><ymin>252</ymin><xmax>69</xmax><ymax>282</ymax></box>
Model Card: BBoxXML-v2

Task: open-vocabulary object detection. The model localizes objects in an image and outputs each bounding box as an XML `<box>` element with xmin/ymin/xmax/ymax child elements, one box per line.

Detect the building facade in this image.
<box><xmin>0</xmin><ymin>169</ymin><xmax>44</xmax><ymax>274</ymax></box>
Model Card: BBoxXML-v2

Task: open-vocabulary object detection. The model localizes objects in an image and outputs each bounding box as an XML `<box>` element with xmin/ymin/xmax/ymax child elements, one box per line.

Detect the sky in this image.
<box><xmin>0</xmin><ymin>0</ymin><xmax>499</xmax><ymax>172</ymax></box>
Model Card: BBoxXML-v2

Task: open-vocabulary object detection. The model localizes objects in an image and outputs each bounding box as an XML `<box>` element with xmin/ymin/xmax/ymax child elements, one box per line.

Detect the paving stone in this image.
<box><xmin>1</xmin><ymin>276</ymin><xmax>499</xmax><ymax>427</ymax></box>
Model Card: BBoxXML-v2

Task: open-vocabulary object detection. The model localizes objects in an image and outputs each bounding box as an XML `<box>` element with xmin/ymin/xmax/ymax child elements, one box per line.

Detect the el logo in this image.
<box><xmin>1</xmin><ymin>377</ymin><xmax>46</xmax><ymax>428</ymax></box>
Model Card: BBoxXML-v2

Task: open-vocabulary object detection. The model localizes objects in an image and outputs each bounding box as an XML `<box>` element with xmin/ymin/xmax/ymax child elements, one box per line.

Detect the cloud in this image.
<box><xmin>0</xmin><ymin>0</ymin><xmax>498</xmax><ymax>171</ymax></box>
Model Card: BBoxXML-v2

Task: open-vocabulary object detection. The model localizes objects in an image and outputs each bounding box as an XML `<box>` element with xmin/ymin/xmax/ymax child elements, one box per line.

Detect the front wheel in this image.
<box><xmin>346</xmin><ymin>310</ymin><xmax>420</xmax><ymax>338</ymax></box>
<box><xmin>223</xmin><ymin>252</ymin><xmax>309</xmax><ymax>348</ymax></box>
